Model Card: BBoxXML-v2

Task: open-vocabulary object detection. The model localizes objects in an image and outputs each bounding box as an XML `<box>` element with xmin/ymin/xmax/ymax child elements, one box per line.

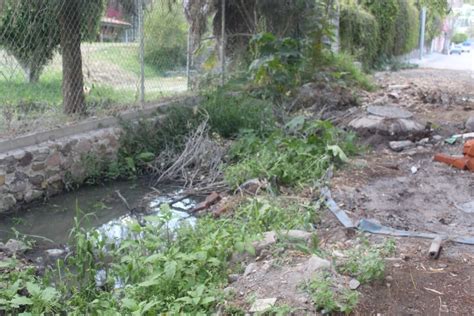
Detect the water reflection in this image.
<box><xmin>95</xmin><ymin>193</ymin><xmax>197</xmax><ymax>245</ymax></box>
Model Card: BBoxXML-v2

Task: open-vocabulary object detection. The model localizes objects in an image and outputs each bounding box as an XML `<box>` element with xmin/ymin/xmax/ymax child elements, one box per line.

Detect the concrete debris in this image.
<box><xmin>250</xmin><ymin>298</ymin><xmax>277</xmax><ymax>313</ymax></box>
<box><xmin>45</xmin><ymin>248</ymin><xmax>66</xmax><ymax>258</ymax></box>
<box><xmin>389</xmin><ymin>140</ymin><xmax>415</xmax><ymax>152</ymax></box>
<box><xmin>349</xmin><ymin>278</ymin><xmax>361</xmax><ymax>290</ymax></box>
<box><xmin>349</xmin><ymin>115</ymin><xmax>426</xmax><ymax>140</ymax></box>
<box><xmin>465</xmin><ymin>116</ymin><xmax>474</xmax><ymax>132</ymax></box>
<box><xmin>429</xmin><ymin>236</ymin><xmax>443</xmax><ymax>259</ymax></box>
<box><xmin>367</xmin><ymin>105</ymin><xmax>413</xmax><ymax>119</ymax></box>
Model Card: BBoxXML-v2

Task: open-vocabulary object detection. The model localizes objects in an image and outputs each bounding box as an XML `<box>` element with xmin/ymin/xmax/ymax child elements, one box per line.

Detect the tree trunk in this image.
<box><xmin>59</xmin><ymin>1</ymin><xmax>85</xmax><ymax>115</ymax></box>
<box><xmin>20</xmin><ymin>63</ymin><xmax>41</xmax><ymax>83</ymax></box>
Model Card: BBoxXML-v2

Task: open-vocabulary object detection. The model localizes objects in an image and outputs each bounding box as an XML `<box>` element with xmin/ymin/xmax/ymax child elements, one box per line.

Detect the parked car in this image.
<box><xmin>450</xmin><ymin>45</ymin><xmax>463</xmax><ymax>55</ymax></box>
<box><xmin>462</xmin><ymin>41</ymin><xmax>471</xmax><ymax>53</ymax></box>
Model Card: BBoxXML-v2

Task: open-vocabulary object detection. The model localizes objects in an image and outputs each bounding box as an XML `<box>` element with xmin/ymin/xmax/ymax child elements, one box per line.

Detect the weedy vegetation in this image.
<box><xmin>339</xmin><ymin>238</ymin><xmax>396</xmax><ymax>283</ymax></box>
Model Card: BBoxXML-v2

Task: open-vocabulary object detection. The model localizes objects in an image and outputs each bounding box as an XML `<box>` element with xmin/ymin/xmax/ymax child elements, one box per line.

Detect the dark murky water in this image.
<box><xmin>0</xmin><ymin>179</ymin><xmax>196</xmax><ymax>245</ymax></box>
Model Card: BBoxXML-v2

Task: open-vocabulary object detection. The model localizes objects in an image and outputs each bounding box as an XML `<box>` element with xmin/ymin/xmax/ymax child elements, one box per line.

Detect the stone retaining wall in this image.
<box><xmin>0</xmin><ymin>128</ymin><xmax>121</xmax><ymax>213</ymax></box>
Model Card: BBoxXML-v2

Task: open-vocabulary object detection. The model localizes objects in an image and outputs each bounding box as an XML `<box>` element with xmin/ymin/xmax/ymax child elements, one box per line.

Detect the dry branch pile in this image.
<box><xmin>152</xmin><ymin>120</ymin><xmax>229</xmax><ymax>193</ymax></box>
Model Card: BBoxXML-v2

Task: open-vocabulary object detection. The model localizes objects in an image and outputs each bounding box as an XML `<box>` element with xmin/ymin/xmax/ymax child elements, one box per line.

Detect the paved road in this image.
<box><xmin>411</xmin><ymin>51</ymin><xmax>474</xmax><ymax>72</ymax></box>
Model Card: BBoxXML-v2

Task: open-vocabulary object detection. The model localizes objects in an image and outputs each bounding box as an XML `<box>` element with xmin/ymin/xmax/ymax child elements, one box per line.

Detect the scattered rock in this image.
<box><xmin>228</xmin><ymin>274</ymin><xmax>240</xmax><ymax>283</ymax></box>
<box><xmin>0</xmin><ymin>194</ymin><xmax>16</xmax><ymax>213</ymax></box>
<box><xmin>238</xmin><ymin>178</ymin><xmax>268</xmax><ymax>195</ymax></box>
<box><xmin>418</xmin><ymin>138</ymin><xmax>430</xmax><ymax>145</ymax></box>
<box><xmin>389</xmin><ymin>140</ymin><xmax>415</xmax><ymax>152</ymax></box>
<box><xmin>349</xmin><ymin>278</ymin><xmax>361</xmax><ymax>290</ymax></box>
<box><xmin>411</xmin><ymin>166</ymin><xmax>418</xmax><ymax>174</ymax></box>
<box><xmin>465</xmin><ymin>116</ymin><xmax>474</xmax><ymax>132</ymax></box>
<box><xmin>244</xmin><ymin>262</ymin><xmax>258</xmax><ymax>277</ymax></box>
<box><xmin>249</xmin><ymin>298</ymin><xmax>277</xmax><ymax>313</ymax></box>
<box><xmin>24</xmin><ymin>190</ymin><xmax>43</xmax><ymax>203</ymax></box>
<box><xmin>388</xmin><ymin>92</ymin><xmax>400</xmax><ymax>100</ymax></box>
<box><xmin>1</xmin><ymin>239</ymin><xmax>29</xmax><ymax>254</ymax></box>
<box><xmin>349</xmin><ymin>114</ymin><xmax>426</xmax><ymax>140</ymax></box>
<box><xmin>223</xmin><ymin>287</ymin><xmax>235</xmax><ymax>296</ymax></box>
<box><xmin>301</xmin><ymin>255</ymin><xmax>331</xmax><ymax>280</ymax></box>
<box><xmin>18</xmin><ymin>152</ymin><xmax>33</xmax><ymax>167</ymax></box>
<box><xmin>432</xmin><ymin>135</ymin><xmax>443</xmax><ymax>142</ymax></box>
<box><xmin>284</xmin><ymin>230</ymin><xmax>313</xmax><ymax>241</ymax></box>
<box><xmin>45</xmin><ymin>249</ymin><xmax>66</xmax><ymax>258</ymax></box>
<box><xmin>252</xmin><ymin>231</ymin><xmax>277</xmax><ymax>255</ymax></box>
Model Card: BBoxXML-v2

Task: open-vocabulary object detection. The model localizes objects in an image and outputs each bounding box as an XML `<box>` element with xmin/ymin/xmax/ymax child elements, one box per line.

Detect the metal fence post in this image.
<box><xmin>220</xmin><ymin>0</ymin><xmax>226</xmax><ymax>86</ymax></box>
<box><xmin>139</xmin><ymin>0</ymin><xmax>145</xmax><ymax>104</ymax></box>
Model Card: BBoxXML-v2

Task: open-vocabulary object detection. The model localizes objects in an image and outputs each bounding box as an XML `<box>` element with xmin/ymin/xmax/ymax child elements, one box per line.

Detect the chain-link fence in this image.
<box><xmin>0</xmin><ymin>0</ymin><xmax>190</xmax><ymax>138</ymax></box>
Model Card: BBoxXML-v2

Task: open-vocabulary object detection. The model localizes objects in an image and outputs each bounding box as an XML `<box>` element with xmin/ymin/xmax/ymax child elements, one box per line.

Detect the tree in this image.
<box><xmin>0</xmin><ymin>1</ymin><xmax>59</xmax><ymax>83</ymax></box>
<box><xmin>452</xmin><ymin>32</ymin><xmax>468</xmax><ymax>43</ymax></box>
<box><xmin>0</xmin><ymin>0</ymin><xmax>104</xmax><ymax>113</ymax></box>
<box><xmin>56</xmin><ymin>0</ymin><xmax>104</xmax><ymax>114</ymax></box>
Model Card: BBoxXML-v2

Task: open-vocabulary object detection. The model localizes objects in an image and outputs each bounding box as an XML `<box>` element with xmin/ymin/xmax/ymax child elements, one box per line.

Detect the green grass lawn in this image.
<box><xmin>87</xmin><ymin>43</ymin><xmax>164</xmax><ymax>79</ymax></box>
<box><xmin>0</xmin><ymin>42</ymin><xmax>187</xmax><ymax>111</ymax></box>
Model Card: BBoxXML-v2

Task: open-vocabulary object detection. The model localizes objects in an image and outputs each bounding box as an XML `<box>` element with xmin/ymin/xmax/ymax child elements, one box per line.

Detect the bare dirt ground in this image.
<box><xmin>335</xmin><ymin>68</ymin><xmax>474</xmax><ymax>314</ymax></box>
<box><xmin>224</xmin><ymin>68</ymin><xmax>474</xmax><ymax>314</ymax></box>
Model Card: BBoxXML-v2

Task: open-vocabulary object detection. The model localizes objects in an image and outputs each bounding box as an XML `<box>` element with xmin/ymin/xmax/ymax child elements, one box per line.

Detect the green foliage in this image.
<box><xmin>307</xmin><ymin>273</ymin><xmax>359</xmax><ymax>313</ymax></box>
<box><xmin>0</xmin><ymin>0</ymin><xmax>104</xmax><ymax>82</ymax></box>
<box><xmin>0</xmin><ymin>261</ymin><xmax>62</xmax><ymax>314</ymax></box>
<box><xmin>319</xmin><ymin>52</ymin><xmax>375</xmax><ymax>91</ymax></box>
<box><xmin>452</xmin><ymin>33</ymin><xmax>469</xmax><ymax>44</ymax></box>
<box><xmin>339</xmin><ymin>238</ymin><xmax>396</xmax><ymax>284</ymax></box>
<box><xmin>202</xmin><ymin>90</ymin><xmax>276</xmax><ymax>138</ymax></box>
<box><xmin>144</xmin><ymin>1</ymin><xmax>188</xmax><ymax>70</ymax></box>
<box><xmin>418</xmin><ymin>0</ymin><xmax>449</xmax><ymax>42</ymax></box>
<box><xmin>0</xmin><ymin>1</ymin><xmax>59</xmax><ymax>83</ymax></box>
<box><xmin>340</xmin><ymin>4</ymin><xmax>379</xmax><ymax>69</ymax></box>
<box><xmin>77</xmin><ymin>89</ymin><xmax>277</xmax><ymax>183</ymax></box>
<box><xmin>393</xmin><ymin>0</ymin><xmax>420</xmax><ymax>56</ymax></box>
<box><xmin>0</xmin><ymin>196</ymin><xmax>318</xmax><ymax>314</ymax></box>
<box><xmin>249</xmin><ymin>33</ymin><xmax>304</xmax><ymax>101</ymax></box>
<box><xmin>362</xmin><ymin>0</ymin><xmax>400</xmax><ymax>57</ymax></box>
<box><xmin>225</xmin><ymin>117</ymin><xmax>357</xmax><ymax>188</ymax></box>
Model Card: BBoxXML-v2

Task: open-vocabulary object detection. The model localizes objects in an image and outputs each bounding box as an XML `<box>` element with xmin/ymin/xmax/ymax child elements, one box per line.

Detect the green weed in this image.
<box><xmin>225</xmin><ymin>118</ymin><xmax>357</xmax><ymax>188</ymax></box>
<box><xmin>339</xmin><ymin>238</ymin><xmax>396</xmax><ymax>284</ymax></box>
<box><xmin>307</xmin><ymin>272</ymin><xmax>359</xmax><ymax>314</ymax></box>
<box><xmin>202</xmin><ymin>89</ymin><xmax>276</xmax><ymax>138</ymax></box>
<box><xmin>0</xmin><ymin>196</ymin><xmax>317</xmax><ymax>314</ymax></box>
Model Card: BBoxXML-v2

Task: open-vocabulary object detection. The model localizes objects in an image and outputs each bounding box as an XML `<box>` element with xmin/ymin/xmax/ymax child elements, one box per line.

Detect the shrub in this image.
<box><xmin>361</xmin><ymin>0</ymin><xmax>400</xmax><ymax>57</ymax></box>
<box><xmin>307</xmin><ymin>273</ymin><xmax>359</xmax><ymax>313</ymax></box>
<box><xmin>339</xmin><ymin>239</ymin><xmax>396</xmax><ymax>283</ymax></box>
<box><xmin>339</xmin><ymin>4</ymin><xmax>379</xmax><ymax>68</ymax></box>
<box><xmin>319</xmin><ymin>52</ymin><xmax>375</xmax><ymax>90</ymax></box>
<box><xmin>144</xmin><ymin>2</ymin><xmax>188</xmax><ymax>71</ymax></box>
<box><xmin>202</xmin><ymin>89</ymin><xmax>276</xmax><ymax>138</ymax></box>
<box><xmin>393</xmin><ymin>0</ymin><xmax>420</xmax><ymax>56</ymax></box>
<box><xmin>452</xmin><ymin>33</ymin><xmax>468</xmax><ymax>44</ymax></box>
